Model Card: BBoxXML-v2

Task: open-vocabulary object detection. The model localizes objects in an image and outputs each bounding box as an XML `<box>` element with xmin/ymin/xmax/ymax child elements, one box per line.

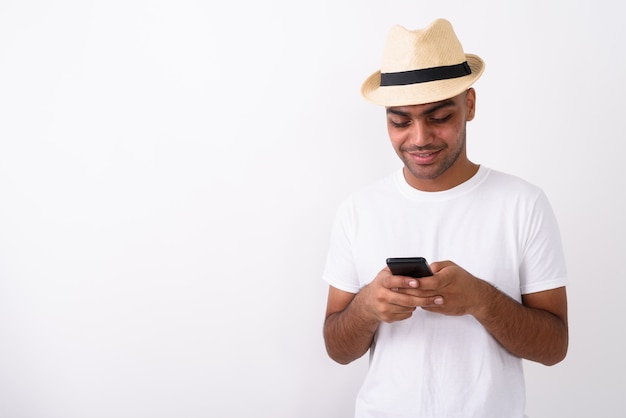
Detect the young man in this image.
<box><xmin>322</xmin><ymin>18</ymin><xmax>568</xmax><ymax>417</ymax></box>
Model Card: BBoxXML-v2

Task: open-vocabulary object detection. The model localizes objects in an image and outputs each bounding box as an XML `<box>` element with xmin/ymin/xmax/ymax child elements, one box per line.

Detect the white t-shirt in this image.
<box><xmin>322</xmin><ymin>166</ymin><xmax>568</xmax><ymax>418</ymax></box>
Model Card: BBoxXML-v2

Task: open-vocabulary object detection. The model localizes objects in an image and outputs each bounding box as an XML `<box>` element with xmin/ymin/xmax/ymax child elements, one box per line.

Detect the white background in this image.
<box><xmin>0</xmin><ymin>1</ymin><xmax>623</xmax><ymax>417</ymax></box>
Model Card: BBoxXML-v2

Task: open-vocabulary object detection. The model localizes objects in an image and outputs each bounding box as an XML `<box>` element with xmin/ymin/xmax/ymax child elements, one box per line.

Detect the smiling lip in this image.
<box><xmin>408</xmin><ymin>149</ymin><xmax>441</xmax><ymax>164</ymax></box>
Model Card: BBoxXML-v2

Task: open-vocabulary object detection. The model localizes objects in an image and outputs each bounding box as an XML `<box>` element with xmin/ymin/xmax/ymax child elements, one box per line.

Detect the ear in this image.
<box><xmin>465</xmin><ymin>88</ymin><xmax>476</xmax><ymax>121</ymax></box>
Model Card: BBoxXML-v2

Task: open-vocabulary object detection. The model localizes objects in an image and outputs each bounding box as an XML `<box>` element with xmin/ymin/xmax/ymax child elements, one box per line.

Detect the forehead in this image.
<box><xmin>386</xmin><ymin>98</ymin><xmax>458</xmax><ymax>118</ymax></box>
<box><xmin>386</xmin><ymin>91</ymin><xmax>466</xmax><ymax>116</ymax></box>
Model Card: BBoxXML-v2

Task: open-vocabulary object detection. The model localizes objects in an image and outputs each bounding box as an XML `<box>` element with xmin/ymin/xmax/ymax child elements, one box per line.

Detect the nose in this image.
<box><xmin>408</xmin><ymin>121</ymin><xmax>433</xmax><ymax>148</ymax></box>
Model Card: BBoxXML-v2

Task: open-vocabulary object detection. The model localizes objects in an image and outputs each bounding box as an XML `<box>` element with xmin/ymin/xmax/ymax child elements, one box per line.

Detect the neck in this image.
<box><xmin>404</xmin><ymin>160</ymin><xmax>480</xmax><ymax>192</ymax></box>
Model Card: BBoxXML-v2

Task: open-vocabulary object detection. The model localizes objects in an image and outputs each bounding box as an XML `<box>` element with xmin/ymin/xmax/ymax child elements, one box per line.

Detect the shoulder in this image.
<box><xmin>481</xmin><ymin>167</ymin><xmax>545</xmax><ymax>199</ymax></box>
<box><xmin>341</xmin><ymin>170</ymin><xmax>400</xmax><ymax>205</ymax></box>
<box><xmin>470</xmin><ymin>167</ymin><xmax>558</xmax><ymax>220</ymax></box>
<box><xmin>330</xmin><ymin>170</ymin><xmax>401</xmax><ymax>226</ymax></box>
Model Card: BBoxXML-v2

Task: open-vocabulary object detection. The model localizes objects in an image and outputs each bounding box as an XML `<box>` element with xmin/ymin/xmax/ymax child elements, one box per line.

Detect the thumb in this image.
<box><xmin>429</xmin><ymin>260</ymin><xmax>455</xmax><ymax>274</ymax></box>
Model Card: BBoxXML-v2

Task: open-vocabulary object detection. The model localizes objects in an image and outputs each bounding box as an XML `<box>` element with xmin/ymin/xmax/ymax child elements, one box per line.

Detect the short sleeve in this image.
<box><xmin>519</xmin><ymin>191</ymin><xmax>568</xmax><ymax>294</ymax></box>
<box><xmin>321</xmin><ymin>196</ymin><xmax>362</xmax><ymax>294</ymax></box>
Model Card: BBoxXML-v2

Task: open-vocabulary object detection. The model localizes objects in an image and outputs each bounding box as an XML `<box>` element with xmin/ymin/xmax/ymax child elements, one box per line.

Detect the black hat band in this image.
<box><xmin>380</xmin><ymin>61</ymin><xmax>471</xmax><ymax>86</ymax></box>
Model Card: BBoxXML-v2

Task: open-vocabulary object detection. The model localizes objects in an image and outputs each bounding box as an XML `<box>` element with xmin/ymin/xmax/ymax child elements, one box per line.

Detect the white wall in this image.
<box><xmin>0</xmin><ymin>1</ymin><xmax>623</xmax><ymax>417</ymax></box>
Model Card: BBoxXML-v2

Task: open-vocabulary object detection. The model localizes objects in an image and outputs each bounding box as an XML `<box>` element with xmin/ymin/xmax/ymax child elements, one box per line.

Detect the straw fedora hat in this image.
<box><xmin>361</xmin><ymin>18</ymin><xmax>485</xmax><ymax>107</ymax></box>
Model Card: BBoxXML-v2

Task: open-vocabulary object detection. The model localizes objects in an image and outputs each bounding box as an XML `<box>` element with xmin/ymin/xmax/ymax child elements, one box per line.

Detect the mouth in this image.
<box><xmin>407</xmin><ymin>149</ymin><xmax>441</xmax><ymax>164</ymax></box>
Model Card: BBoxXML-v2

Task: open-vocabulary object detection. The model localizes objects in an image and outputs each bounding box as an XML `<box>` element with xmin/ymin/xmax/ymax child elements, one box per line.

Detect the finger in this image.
<box><xmin>387</xmin><ymin>291</ymin><xmax>441</xmax><ymax>311</ymax></box>
<box><xmin>407</xmin><ymin>274</ymin><xmax>440</xmax><ymax>291</ymax></box>
<box><xmin>420</xmin><ymin>296</ymin><xmax>444</xmax><ymax>308</ymax></box>
<box><xmin>429</xmin><ymin>260</ymin><xmax>454</xmax><ymax>273</ymax></box>
<box><xmin>383</xmin><ymin>266</ymin><xmax>422</xmax><ymax>289</ymax></box>
<box><xmin>383</xmin><ymin>275</ymin><xmax>419</xmax><ymax>290</ymax></box>
<box><xmin>381</xmin><ymin>309</ymin><xmax>415</xmax><ymax>322</ymax></box>
<box><xmin>376</xmin><ymin>296</ymin><xmax>417</xmax><ymax>322</ymax></box>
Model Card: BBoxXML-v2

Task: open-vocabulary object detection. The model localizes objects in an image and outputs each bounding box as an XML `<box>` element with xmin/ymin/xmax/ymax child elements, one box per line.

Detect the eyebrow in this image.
<box><xmin>386</xmin><ymin>99</ymin><xmax>457</xmax><ymax>118</ymax></box>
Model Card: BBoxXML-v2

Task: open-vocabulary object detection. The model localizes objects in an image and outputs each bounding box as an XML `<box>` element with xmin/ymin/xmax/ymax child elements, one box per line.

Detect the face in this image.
<box><xmin>386</xmin><ymin>88</ymin><xmax>477</xmax><ymax>191</ymax></box>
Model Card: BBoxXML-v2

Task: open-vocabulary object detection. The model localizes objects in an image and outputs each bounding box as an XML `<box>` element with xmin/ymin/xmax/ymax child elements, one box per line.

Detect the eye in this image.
<box><xmin>389</xmin><ymin>118</ymin><xmax>410</xmax><ymax>128</ymax></box>
<box><xmin>429</xmin><ymin>114</ymin><xmax>452</xmax><ymax>124</ymax></box>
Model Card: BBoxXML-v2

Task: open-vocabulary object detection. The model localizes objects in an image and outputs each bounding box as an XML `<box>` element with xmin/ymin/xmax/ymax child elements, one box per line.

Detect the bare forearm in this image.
<box><xmin>473</xmin><ymin>280</ymin><xmax>568</xmax><ymax>366</ymax></box>
<box><xmin>323</xmin><ymin>296</ymin><xmax>380</xmax><ymax>365</ymax></box>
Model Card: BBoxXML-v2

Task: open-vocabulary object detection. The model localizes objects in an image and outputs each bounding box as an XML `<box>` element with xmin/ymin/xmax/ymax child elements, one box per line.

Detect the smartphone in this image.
<box><xmin>386</xmin><ymin>257</ymin><xmax>433</xmax><ymax>278</ymax></box>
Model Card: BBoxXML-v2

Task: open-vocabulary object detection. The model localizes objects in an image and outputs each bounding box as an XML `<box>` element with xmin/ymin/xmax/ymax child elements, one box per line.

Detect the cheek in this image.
<box><xmin>438</xmin><ymin>122</ymin><xmax>463</xmax><ymax>141</ymax></box>
<box><xmin>388</xmin><ymin>132</ymin><xmax>406</xmax><ymax>151</ymax></box>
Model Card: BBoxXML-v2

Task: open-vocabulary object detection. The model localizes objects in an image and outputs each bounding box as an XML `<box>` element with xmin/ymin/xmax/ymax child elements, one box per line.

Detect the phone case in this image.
<box><xmin>386</xmin><ymin>257</ymin><xmax>433</xmax><ymax>278</ymax></box>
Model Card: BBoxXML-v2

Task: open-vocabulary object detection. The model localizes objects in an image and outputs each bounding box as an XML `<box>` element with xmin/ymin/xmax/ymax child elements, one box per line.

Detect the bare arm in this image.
<box><xmin>323</xmin><ymin>268</ymin><xmax>442</xmax><ymax>364</ymax></box>
<box><xmin>472</xmin><ymin>281</ymin><xmax>568</xmax><ymax>365</ymax></box>
<box><xmin>324</xmin><ymin>262</ymin><xmax>568</xmax><ymax>366</ymax></box>
<box><xmin>420</xmin><ymin>261</ymin><xmax>568</xmax><ymax>366</ymax></box>
<box><xmin>323</xmin><ymin>286</ymin><xmax>378</xmax><ymax>365</ymax></box>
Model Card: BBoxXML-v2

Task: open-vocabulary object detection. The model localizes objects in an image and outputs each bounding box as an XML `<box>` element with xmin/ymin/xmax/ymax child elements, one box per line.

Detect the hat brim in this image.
<box><xmin>361</xmin><ymin>54</ymin><xmax>485</xmax><ymax>107</ymax></box>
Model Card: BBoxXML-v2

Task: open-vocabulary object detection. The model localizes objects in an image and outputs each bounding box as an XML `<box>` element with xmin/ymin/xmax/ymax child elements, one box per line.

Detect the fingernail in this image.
<box><xmin>434</xmin><ymin>297</ymin><xmax>444</xmax><ymax>305</ymax></box>
<box><xmin>409</xmin><ymin>280</ymin><xmax>417</xmax><ymax>287</ymax></box>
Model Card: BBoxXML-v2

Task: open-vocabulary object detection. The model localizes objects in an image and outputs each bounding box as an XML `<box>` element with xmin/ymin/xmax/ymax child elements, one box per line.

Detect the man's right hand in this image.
<box><xmin>358</xmin><ymin>267</ymin><xmax>425</xmax><ymax>322</ymax></box>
